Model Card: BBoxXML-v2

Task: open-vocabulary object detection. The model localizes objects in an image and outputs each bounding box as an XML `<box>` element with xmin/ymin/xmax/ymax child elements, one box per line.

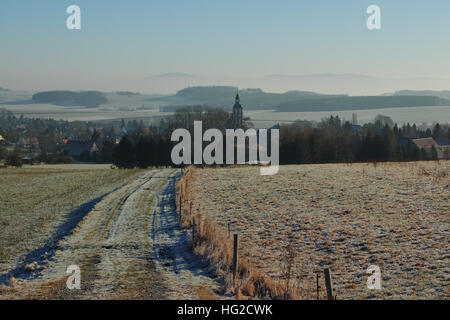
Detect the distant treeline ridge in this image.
<box><xmin>32</xmin><ymin>91</ymin><xmax>108</xmax><ymax>107</ymax></box>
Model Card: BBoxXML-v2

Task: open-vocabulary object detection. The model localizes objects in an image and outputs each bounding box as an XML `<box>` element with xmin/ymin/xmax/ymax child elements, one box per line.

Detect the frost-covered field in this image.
<box><xmin>0</xmin><ymin>168</ymin><xmax>219</xmax><ymax>300</ymax></box>
<box><xmin>191</xmin><ymin>161</ymin><xmax>449</xmax><ymax>299</ymax></box>
<box><xmin>0</xmin><ymin>167</ymin><xmax>143</xmax><ymax>274</ymax></box>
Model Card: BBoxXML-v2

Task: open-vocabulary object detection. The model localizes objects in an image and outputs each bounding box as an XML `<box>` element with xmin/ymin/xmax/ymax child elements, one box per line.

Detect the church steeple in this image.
<box><xmin>232</xmin><ymin>89</ymin><xmax>243</xmax><ymax>129</ymax></box>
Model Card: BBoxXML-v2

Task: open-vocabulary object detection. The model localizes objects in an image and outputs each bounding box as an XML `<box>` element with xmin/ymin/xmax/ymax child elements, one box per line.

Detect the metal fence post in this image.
<box><xmin>324</xmin><ymin>268</ymin><xmax>334</xmax><ymax>300</ymax></box>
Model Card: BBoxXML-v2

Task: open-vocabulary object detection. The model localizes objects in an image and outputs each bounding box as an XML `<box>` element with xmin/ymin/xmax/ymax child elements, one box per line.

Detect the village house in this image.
<box><xmin>119</xmin><ymin>126</ymin><xmax>136</xmax><ymax>138</ymax></box>
<box><xmin>412</xmin><ymin>137</ymin><xmax>449</xmax><ymax>159</ymax></box>
<box><xmin>96</xmin><ymin>136</ymin><xmax>120</xmax><ymax>147</ymax></box>
<box><xmin>17</xmin><ymin>137</ymin><xmax>39</xmax><ymax>150</ymax></box>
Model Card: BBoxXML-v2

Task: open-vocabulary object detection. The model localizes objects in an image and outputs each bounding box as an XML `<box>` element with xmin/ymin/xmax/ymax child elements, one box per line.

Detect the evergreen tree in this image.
<box><xmin>432</xmin><ymin>123</ymin><xmax>443</xmax><ymax>140</ymax></box>
<box><xmin>135</xmin><ymin>135</ymin><xmax>153</xmax><ymax>168</ymax></box>
<box><xmin>0</xmin><ymin>146</ymin><xmax>6</xmax><ymax>161</ymax></box>
<box><xmin>112</xmin><ymin>137</ymin><xmax>135</xmax><ymax>168</ymax></box>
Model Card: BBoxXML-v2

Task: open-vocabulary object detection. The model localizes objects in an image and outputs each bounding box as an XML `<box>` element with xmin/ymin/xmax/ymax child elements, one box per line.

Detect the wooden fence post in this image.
<box><xmin>232</xmin><ymin>234</ymin><xmax>238</xmax><ymax>280</ymax></box>
<box><xmin>323</xmin><ymin>268</ymin><xmax>334</xmax><ymax>300</ymax></box>
<box><xmin>192</xmin><ymin>217</ymin><xmax>196</xmax><ymax>243</ymax></box>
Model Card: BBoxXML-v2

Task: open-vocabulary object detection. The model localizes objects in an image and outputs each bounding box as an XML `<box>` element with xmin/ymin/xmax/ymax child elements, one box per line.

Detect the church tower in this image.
<box><xmin>232</xmin><ymin>91</ymin><xmax>243</xmax><ymax>129</ymax></box>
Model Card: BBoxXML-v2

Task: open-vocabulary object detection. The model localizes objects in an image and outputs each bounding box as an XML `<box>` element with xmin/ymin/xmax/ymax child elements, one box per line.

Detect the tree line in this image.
<box><xmin>111</xmin><ymin>108</ymin><xmax>450</xmax><ymax>168</ymax></box>
<box><xmin>279</xmin><ymin>116</ymin><xmax>448</xmax><ymax>164</ymax></box>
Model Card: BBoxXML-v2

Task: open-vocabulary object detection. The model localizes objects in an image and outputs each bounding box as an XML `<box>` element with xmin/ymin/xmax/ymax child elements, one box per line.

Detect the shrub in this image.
<box><xmin>0</xmin><ymin>146</ymin><xmax>6</xmax><ymax>161</ymax></box>
<box><xmin>5</xmin><ymin>153</ymin><xmax>23</xmax><ymax>167</ymax></box>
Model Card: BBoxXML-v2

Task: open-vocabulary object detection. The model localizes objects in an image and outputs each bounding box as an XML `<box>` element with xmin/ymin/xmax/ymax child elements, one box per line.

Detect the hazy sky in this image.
<box><xmin>1</xmin><ymin>0</ymin><xmax>450</xmax><ymax>94</ymax></box>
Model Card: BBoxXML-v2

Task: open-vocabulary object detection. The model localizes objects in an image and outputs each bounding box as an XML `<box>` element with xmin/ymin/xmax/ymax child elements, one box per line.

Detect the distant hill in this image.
<box><xmin>32</xmin><ymin>91</ymin><xmax>108</xmax><ymax>107</ymax></box>
<box><xmin>154</xmin><ymin>73</ymin><xmax>197</xmax><ymax>78</ymax></box>
<box><xmin>393</xmin><ymin>90</ymin><xmax>450</xmax><ymax>100</ymax></box>
<box><xmin>277</xmin><ymin>95</ymin><xmax>450</xmax><ymax>112</ymax></box>
<box><xmin>116</xmin><ymin>91</ymin><xmax>140</xmax><ymax>96</ymax></box>
<box><xmin>158</xmin><ymin>86</ymin><xmax>346</xmax><ymax>111</ymax></box>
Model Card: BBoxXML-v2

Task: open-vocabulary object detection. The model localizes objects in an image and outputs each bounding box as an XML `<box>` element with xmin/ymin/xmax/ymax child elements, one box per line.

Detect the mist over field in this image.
<box><xmin>134</xmin><ymin>73</ymin><xmax>450</xmax><ymax>96</ymax></box>
<box><xmin>1</xmin><ymin>85</ymin><xmax>449</xmax><ymax>127</ymax></box>
<box><xmin>5</xmin><ymin>73</ymin><xmax>450</xmax><ymax>97</ymax></box>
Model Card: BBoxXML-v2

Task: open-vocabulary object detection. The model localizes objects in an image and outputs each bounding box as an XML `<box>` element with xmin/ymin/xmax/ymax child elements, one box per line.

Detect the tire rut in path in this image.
<box><xmin>150</xmin><ymin>171</ymin><xmax>220</xmax><ymax>300</ymax></box>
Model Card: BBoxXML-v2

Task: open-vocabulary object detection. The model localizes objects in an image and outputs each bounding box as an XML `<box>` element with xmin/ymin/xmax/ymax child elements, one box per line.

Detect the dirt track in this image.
<box><xmin>0</xmin><ymin>169</ymin><xmax>218</xmax><ymax>300</ymax></box>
